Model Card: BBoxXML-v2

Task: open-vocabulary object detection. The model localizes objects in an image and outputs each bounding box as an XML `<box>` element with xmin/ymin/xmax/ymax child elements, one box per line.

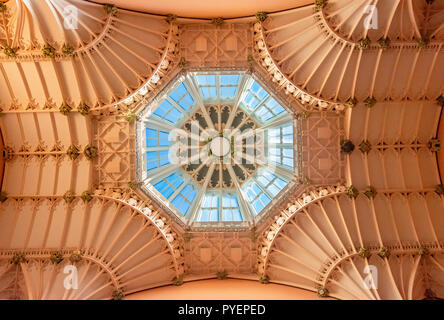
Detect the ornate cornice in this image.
<box><xmin>317</xmin><ymin>8</ymin><xmax>444</xmax><ymax>50</ymax></box>
<box><xmin>0</xmin><ymin>248</ymin><xmax>121</xmax><ymax>290</ymax></box>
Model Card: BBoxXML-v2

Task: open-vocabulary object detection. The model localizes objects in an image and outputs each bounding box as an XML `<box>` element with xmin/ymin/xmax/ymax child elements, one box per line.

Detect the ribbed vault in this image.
<box><xmin>258</xmin><ymin>187</ymin><xmax>444</xmax><ymax>299</ymax></box>
<box><xmin>0</xmin><ymin>0</ymin><xmax>178</xmax><ymax>112</ymax></box>
<box><xmin>254</xmin><ymin>0</ymin><xmax>444</xmax><ymax>107</ymax></box>
<box><xmin>0</xmin><ymin>193</ymin><xmax>183</xmax><ymax>299</ymax></box>
<box><xmin>255</xmin><ymin>0</ymin><xmax>444</xmax><ymax>300</ymax></box>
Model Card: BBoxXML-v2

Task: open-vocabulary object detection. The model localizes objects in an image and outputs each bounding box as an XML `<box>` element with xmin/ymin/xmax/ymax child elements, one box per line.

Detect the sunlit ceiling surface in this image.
<box><xmin>137</xmin><ymin>71</ymin><xmax>298</xmax><ymax>229</ymax></box>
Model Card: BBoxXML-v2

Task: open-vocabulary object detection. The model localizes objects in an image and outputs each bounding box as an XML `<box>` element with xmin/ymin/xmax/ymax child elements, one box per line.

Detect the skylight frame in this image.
<box><xmin>238</xmin><ymin>77</ymin><xmax>289</xmax><ymax>126</ymax></box>
<box><xmin>198</xmin><ymin>190</ymin><xmax>243</xmax><ymax>222</ymax></box>
<box><xmin>188</xmin><ymin>70</ymin><xmax>247</xmax><ymax>105</ymax></box>
<box><xmin>136</xmin><ymin>68</ymin><xmax>301</xmax><ymax>231</ymax></box>
<box><xmin>242</xmin><ymin>168</ymin><xmax>288</xmax><ymax>216</ymax></box>
<box><xmin>266</xmin><ymin>123</ymin><xmax>295</xmax><ymax>170</ymax></box>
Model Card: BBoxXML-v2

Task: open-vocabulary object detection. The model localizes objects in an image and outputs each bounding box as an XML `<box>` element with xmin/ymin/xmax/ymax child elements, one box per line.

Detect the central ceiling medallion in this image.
<box><xmin>209</xmin><ymin>135</ymin><xmax>231</xmax><ymax>157</ymax></box>
<box><xmin>136</xmin><ymin>70</ymin><xmax>299</xmax><ymax>230</ymax></box>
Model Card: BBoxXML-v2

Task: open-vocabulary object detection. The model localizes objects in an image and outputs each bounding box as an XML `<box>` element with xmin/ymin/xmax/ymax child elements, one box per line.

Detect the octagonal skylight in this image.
<box><xmin>136</xmin><ymin>70</ymin><xmax>298</xmax><ymax>230</ymax></box>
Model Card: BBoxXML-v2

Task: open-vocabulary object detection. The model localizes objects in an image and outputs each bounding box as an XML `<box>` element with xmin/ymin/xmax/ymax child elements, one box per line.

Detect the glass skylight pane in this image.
<box><xmin>263</xmin><ymin>170</ymin><xmax>274</xmax><ymax>181</ymax></box>
<box><xmin>171</xmin><ymin>108</ymin><xmax>182</xmax><ymax>118</ymax></box>
<box><xmin>247</xmin><ymin>189</ymin><xmax>256</xmax><ymax>200</ymax></box>
<box><xmin>158</xmin><ymin>185</ymin><xmax>174</xmax><ymax>198</ymax></box>
<box><xmin>221</xmin><ymin>75</ymin><xmax>230</xmax><ymax>85</ymax></box>
<box><xmin>267</xmin><ymin>184</ymin><xmax>280</xmax><ymax>196</ymax></box>
<box><xmin>163</xmin><ymin>188</ymin><xmax>175</xmax><ymax>199</ymax></box>
<box><xmin>147</xmin><ymin>151</ymin><xmax>157</xmax><ymax>160</ymax></box>
<box><xmin>182</xmin><ymin>184</ymin><xmax>191</xmax><ymax>195</ymax></box>
<box><xmin>242</xmin><ymin>93</ymin><xmax>259</xmax><ymax>110</ymax></box>
<box><xmin>273</xmin><ymin>104</ymin><xmax>285</xmax><ymax>115</ymax></box>
<box><xmin>253</xmin><ymin>200</ymin><xmax>264</xmax><ymax>214</ymax></box>
<box><xmin>261</xmin><ymin>112</ymin><xmax>274</xmax><ymax>121</ymax></box>
<box><xmin>264</xmin><ymin>98</ymin><xmax>278</xmax><ymax>109</ymax></box>
<box><xmin>276</xmin><ymin>178</ymin><xmax>287</xmax><ymax>189</ymax></box>
<box><xmin>221</xmin><ymin>87</ymin><xmax>228</xmax><ymax>98</ymax></box>
<box><xmin>165</xmin><ymin>113</ymin><xmax>177</xmax><ymax>123</ymax></box>
<box><xmin>251</xmin><ymin>82</ymin><xmax>268</xmax><ymax>100</ymax></box>
<box><xmin>207</xmin><ymin>75</ymin><xmax>216</xmax><ymax>85</ymax></box>
<box><xmin>251</xmin><ymin>81</ymin><xmax>260</xmax><ymax>93</ymax></box>
<box><xmin>200</xmin><ymin>194</ymin><xmax>220</xmax><ymax>221</ymax></box>
<box><xmin>222</xmin><ymin>194</ymin><xmax>232</xmax><ymax>206</ymax></box>
<box><xmin>153</xmin><ymin>107</ymin><xmax>166</xmax><ymax>117</ymax></box>
<box><xmin>166</xmin><ymin>172</ymin><xmax>178</xmax><ymax>182</ymax></box>
<box><xmin>223</xmin><ymin>209</ymin><xmax>242</xmax><ymax>221</ymax></box>
<box><xmin>159</xmin><ymin>131</ymin><xmax>169</xmax><ymax>140</ymax></box>
<box><xmin>228</xmin><ymin>87</ymin><xmax>236</xmax><ymax>98</ymax></box>
<box><xmin>146</xmin><ymin>128</ymin><xmax>157</xmax><ymax>137</ymax></box>
<box><xmin>232</xmin><ymin>209</ymin><xmax>242</xmax><ymax>221</ymax></box>
<box><xmin>172</xmin><ymin>178</ymin><xmax>184</xmax><ymax>189</ymax></box>
<box><xmin>155</xmin><ymin>180</ymin><xmax>167</xmax><ymax>190</ymax></box>
<box><xmin>147</xmin><ymin>139</ymin><xmax>157</xmax><ymax>147</ymax></box>
<box><xmin>268</xmin><ymin>136</ymin><xmax>280</xmax><ymax>143</ymax></box>
<box><xmin>169</xmin><ymin>90</ymin><xmax>181</xmax><ymax>101</ymax></box>
<box><xmin>203</xmin><ymin>196</ymin><xmax>211</xmax><ymax>207</ymax></box>
<box><xmin>257</xmin><ymin>176</ymin><xmax>269</xmax><ymax>186</ymax></box>
<box><xmin>159</xmin><ymin>158</ymin><xmax>169</xmax><ymax>166</ymax></box>
<box><xmin>197</xmin><ymin>75</ymin><xmax>206</xmax><ymax>85</ymax></box>
<box><xmin>147</xmin><ymin>162</ymin><xmax>158</xmax><ymax>170</ymax></box>
<box><xmin>252</xmin><ymin>183</ymin><xmax>262</xmax><ymax>195</ymax></box>
<box><xmin>256</xmin><ymin>106</ymin><xmax>268</xmax><ymax>117</ymax></box>
<box><xmin>201</xmin><ymin>209</ymin><xmax>210</xmax><ymax>221</ymax></box>
<box><xmin>283</xmin><ymin>125</ymin><xmax>293</xmax><ymax>134</ymax></box>
<box><xmin>208</xmin><ymin>209</ymin><xmax>218</xmax><ymax>221</ymax></box>
<box><xmin>179</xmin><ymin>94</ymin><xmax>194</xmax><ymax>110</ymax></box>
<box><xmin>178</xmin><ymin>99</ymin><xmax>189</xmax><ymax>110</ymax></box>
<box><xmin>259</xmin><ymin>193</ymin><xmax>271</xmax><ymax>206</ymax></box>
<box><xmin>211</xmin><ymin>195</ymin><xmax>219</xmax><ymax>207</ymax></box>
<box><xmin>283</xmin><ymin>149</ymin><xmax>293</xmax><ymax>157</ymax></box>
<box><xmin>268</xmin><ymin>128</ymin><xmax>279</xmax><ymax>136</ymax></box>
<box><xmin>202</xmin><ymin>87</ymin><xmax>210</xmax><ymax>99</ymax></box>
<box><xmin>270</xmin><ymin>156</ymin><xmax>279</xmax><ymax>163</ymax></box>
<box><xmin>269</xmin><ymin>148</ymin><xmax>281</xmax><ymax>156</ymax></box>
<box><xmin>186</xmin><ymin>189</ymin><xmax>197</xmax><ymax>202</ymax></box>
<box><xmin>283</xmin><ymin>158</ymin><xmax>293</xmax><ymax>167</ymax></box>
<box><xmin>155</xmin><ymin>100</ymin><xmax>172</xmax><ymax>116</ymax></box>
<box><xmin>171</xmin><ymin>195</ymin><xmax>182</xmax><ymax>208</ymax></box>
<box><xmin>168</xmin><ymin>175</ymin><xmax>184</xmax><ymax>189</ymax></box>
<box><xmin>179</xmin><ymin>202</ymin><xmax>190</xmax><ymax>215</ymax></box>
<box><xmin>282</xmin><ymin>135</ymin><xmax>292</xmax><ymax>144</ymax></box>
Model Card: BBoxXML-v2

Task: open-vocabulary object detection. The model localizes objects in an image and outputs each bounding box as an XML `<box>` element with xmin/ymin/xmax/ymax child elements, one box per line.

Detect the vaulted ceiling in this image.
<box><xmin>0</xmin><ymin>0</ymin><xmax>176</xmax><ymax>112</ymax></box>
<box><xmin>0</xmin><ymin>0</ymin><xmax>443</xmax><ymax>300</ymax></box>
<box><xmin>92</xmin><ymin>0</ymin><xmax>314</xmax><ymax>19</ymax></box>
